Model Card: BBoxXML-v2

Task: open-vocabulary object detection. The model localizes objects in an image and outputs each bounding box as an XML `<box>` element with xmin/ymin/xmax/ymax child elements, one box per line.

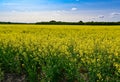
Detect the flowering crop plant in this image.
<box><xmin>0</xmin><ymin>25</ymin><xmax>120</xmax><ymax>82</ymax></box>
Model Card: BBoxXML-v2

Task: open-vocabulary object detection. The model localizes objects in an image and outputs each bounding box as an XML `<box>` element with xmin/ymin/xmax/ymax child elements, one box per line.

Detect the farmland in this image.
<box><xmin>0</xmin><ymin>25</ymin><xmax>120</xmax><ymax>82</ymax></box>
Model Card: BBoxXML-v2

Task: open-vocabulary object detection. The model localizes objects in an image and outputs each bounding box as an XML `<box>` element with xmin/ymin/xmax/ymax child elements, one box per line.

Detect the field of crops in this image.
<box><xmin>0</xmin><ymin>25</ymin><xmax>120</xmax><ymax>82</ymax></box>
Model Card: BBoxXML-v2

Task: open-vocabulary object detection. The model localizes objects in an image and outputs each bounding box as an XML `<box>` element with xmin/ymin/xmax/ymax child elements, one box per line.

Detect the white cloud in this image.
<box><xmin>111</xmin><ymin>12</ymin><xmax>120</xmax><ymax>18</ymax></box>
<box><xmin>0</xmin><ymin>11</ymin><xmax>89</xmax><ymax>22</ymax></box>
<box><xmin>98</xmin><ymin>15</ymin><xmax>105</xmax><ymax>18</ymax></box>
<box><xmin>111</xmin><ymin>12</ymin><xmax>120</xmax><ymax>16</ymax></box>
<box><xmin>90</xmin><ymin>15</ymin><xmax>105</xmax><ymax>20</ymax></box>
<box><xmin>0</xmin><ymin>10</ymin><xmax>120</xmax><ymax>22</ymax></box>
<box><xmin>71</xmin><ymin>8</ymin><xmax>77</xmax><ymax>11</ymax></box>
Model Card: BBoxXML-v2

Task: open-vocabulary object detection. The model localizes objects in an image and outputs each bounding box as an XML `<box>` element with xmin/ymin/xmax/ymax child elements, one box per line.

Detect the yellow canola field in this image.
<box><xmin>0</xmin><ymin>25</ymin><xmax>120</xmax><ymax>82</ymax></box>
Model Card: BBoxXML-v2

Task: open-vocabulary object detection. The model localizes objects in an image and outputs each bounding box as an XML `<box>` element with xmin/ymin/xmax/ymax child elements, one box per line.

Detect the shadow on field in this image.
<box><xmin>2</xmin><ymin>73</ymin><xmax>26</xmax><ymax>82</ymax></box>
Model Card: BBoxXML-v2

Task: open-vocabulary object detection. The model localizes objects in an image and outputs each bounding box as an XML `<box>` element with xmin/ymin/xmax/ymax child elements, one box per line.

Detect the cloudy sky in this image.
<box><xmin>0</xmin><ymin>0</ymin><xmax>120</xmax><ymax>22</ymax></box>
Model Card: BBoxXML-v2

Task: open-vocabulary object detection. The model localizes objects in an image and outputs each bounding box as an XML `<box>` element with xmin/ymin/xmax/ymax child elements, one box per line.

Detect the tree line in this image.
<box><xmin>0</xmin><ymin>20</ymin><xmax>120</xmax><ymax>25</ymax></box>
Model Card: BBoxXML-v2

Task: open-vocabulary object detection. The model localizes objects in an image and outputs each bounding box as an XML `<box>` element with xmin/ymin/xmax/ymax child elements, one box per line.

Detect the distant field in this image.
<box><xmin>0</xmin><ymin>25</ymin><xmax>120</xmax><ymax>82</ymax></box>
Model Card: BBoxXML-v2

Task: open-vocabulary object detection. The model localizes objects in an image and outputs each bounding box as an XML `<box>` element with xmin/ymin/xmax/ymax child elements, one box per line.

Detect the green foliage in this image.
<box><xmin>0</xmin><ymin>63</ymin><xmax>4</xmax><ymax>81</ymax></box>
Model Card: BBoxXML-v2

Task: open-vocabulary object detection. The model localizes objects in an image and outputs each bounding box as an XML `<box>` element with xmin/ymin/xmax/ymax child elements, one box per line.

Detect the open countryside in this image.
<box><xmin>0</xmin><ymin>0</ymin><xmax>120</xmax><ymax>82</ymax></box>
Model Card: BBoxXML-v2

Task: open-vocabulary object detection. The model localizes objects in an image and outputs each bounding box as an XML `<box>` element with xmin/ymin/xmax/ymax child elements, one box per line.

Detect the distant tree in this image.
<box><xmin>78</xmin><ymin>21</ymin><xmax>84</xmax><ymax>25</ymax></box>
<box><xmin>49</xmin><ymin>20</ymin><xmax>56</xmax><ymax>23</ymax></box>
<box><xmin>79</xmin><ymin>21</ymin><xmax>83</xmax><ymax>23</ymax></box>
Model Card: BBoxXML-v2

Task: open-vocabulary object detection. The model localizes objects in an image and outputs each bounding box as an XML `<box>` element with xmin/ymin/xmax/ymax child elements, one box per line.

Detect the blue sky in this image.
<box><xmin>0</xmin><ymin>0</ymin><xmax>120</xmax><ymax>22</ymax></box>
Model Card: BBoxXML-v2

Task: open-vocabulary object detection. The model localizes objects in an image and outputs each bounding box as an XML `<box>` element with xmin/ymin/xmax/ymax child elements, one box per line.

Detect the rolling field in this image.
<box><xmin>0</xmin><ymin>25</ymin><xmax>120</xmax><ymax>82</ymax></box>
